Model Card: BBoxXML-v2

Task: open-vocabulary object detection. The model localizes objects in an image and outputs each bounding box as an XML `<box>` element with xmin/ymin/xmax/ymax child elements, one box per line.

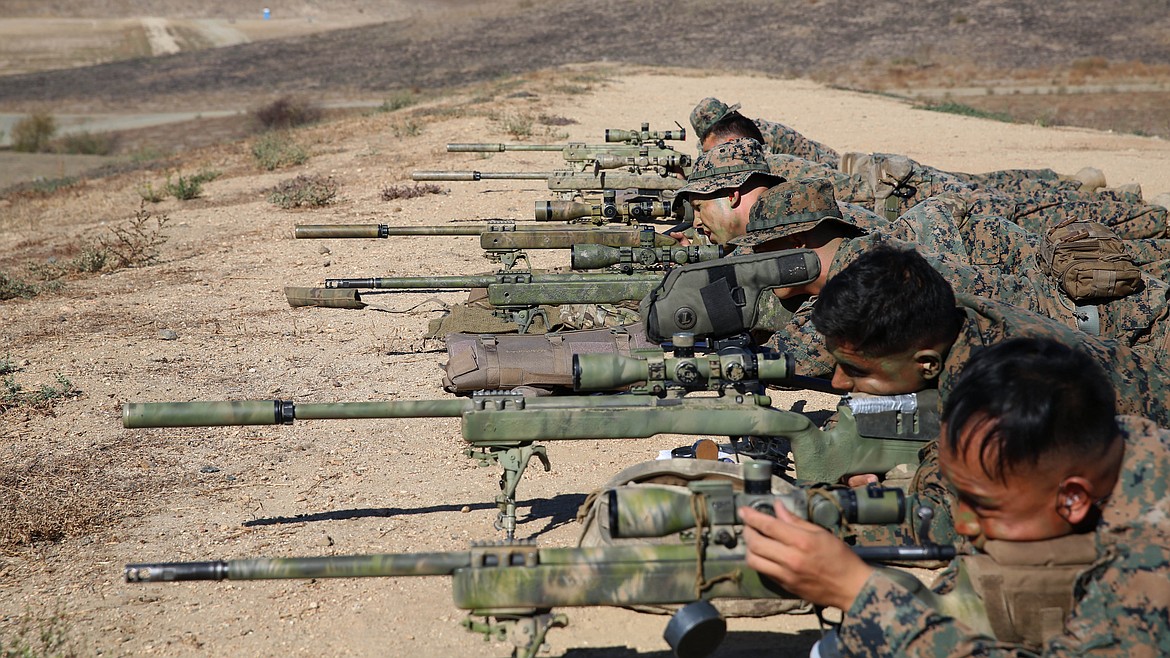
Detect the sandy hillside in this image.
<box><xmin>2</xmin><ymin>69</ymin><xmax>1170</xmax><ymax>658</ymax></box>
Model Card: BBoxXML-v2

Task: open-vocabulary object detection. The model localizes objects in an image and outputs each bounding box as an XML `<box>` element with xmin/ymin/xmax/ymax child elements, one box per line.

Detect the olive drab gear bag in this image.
<box><xmin>575</xmin><ymin>459</ymin><xmax>812</xmax><ymax>617</ymax></box>
<box><xmin>442</xmin><ymin>324</ymin><xmax>654</xmax><ymax>393</ymax></box>
<box><xmin>1038</xmin><ymin>219</ymin><xmax>1142</xmax><ymax>302</ymax></box>
<box><xmin>640</xmin><ymin>249</ymin><xmax>820</xmax><ymax>343</ymax></box>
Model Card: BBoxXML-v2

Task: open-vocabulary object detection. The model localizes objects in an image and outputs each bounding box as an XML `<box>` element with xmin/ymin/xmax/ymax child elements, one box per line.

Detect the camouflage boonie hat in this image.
<box><xmin>730</xmin><ymin>177</ymin><xmax>843</xmax><ymax>247</ymax></box>
<box><xmin>676</xmin><ymin>138</ymin><xmax>779</xmax><ymax>197</ymax></box>
<box><xmin>690</xmin><ymin>97</ymin><xmax>741</xmax><ymax>139</ymax></box>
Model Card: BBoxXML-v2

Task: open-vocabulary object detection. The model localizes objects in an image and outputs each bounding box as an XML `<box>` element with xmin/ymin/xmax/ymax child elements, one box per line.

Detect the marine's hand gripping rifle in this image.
<box><xmin>125</xmin><ymin>461</ymin><xmax>954</xmax><ymax>658</ymax></box>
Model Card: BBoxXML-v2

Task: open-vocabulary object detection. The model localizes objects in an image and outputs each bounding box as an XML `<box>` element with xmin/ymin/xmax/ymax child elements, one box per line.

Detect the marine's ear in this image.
<box><xmin>913</xmin><ymin>349</ymin><xmax>944</xmax><ymax>381</ymax></box>
<box><xmin>1056</xmin><ymin>478</ymin><xmax>1095</xmax><ymax>525</ymax></box>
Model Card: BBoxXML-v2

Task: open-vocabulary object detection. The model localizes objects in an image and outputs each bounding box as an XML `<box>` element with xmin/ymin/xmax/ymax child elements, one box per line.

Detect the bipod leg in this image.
<box><xmin>461</xmin><ymin>612</ymin><xmax>568</xmax><ymax>658</ymax></box>
<box><xmin>496</xmin><ymin>307</ymin><xmax>549</xmax><ymax>334</ymax></box>
<box><xmin>491</xmin><ymin>250</ymin><xmax>531</xmax><ymax>272</ymax></box>
<box><xmin>493</xmin><ymin>444</ymin><xmax>550</xmax><ymax>540</ymax></box>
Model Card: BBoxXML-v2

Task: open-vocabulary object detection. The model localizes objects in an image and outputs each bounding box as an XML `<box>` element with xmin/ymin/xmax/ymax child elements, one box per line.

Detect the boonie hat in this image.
<box><xmin>689</xmin><ymin>97</ymin><xmax>742</xmax><ymax>139</ymax></box>
<box><xmin>677</xmin><ymin>137</ymin><xmax>780</xmax><ymax>197</ymax></box>
<box><xmin>730</xmin><ymin>177</ymin><xmax>844</xmax><ymax>247</ymax></box>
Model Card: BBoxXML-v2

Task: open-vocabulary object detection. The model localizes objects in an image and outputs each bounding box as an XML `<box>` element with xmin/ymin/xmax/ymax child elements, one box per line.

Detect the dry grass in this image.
<box><xmin>381</xmin><ymin>183</ymin><xmax>447</xmax><ymax>201</ymax></box>
<box><xmin>0</xmin><ymin>458</ymin><xmax>113</xmax><ymax>553</ymax></box>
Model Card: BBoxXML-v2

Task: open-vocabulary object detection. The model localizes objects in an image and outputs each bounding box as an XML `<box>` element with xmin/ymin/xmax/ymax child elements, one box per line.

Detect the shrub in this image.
<box><xmin>69</xmin><ymin>246</ymin><xmax>109</xmax><ymax>274</ymax></box>
<box><xmin>164</xmin><ymin>172</ymin><xmax>203</xmax><ymax>200</ymax></box>
<box><xmin>268</xmin><ymin>174</ymin><xmax>338</xmax><ymax>209</ymax></box>
<box><xmin>54</xmin><ymin>130</ymin><xmax>117</xmax><ymax>155</ymax></box>
<box><xmin>391</xmin><ymin>120</ymin><xmax>423</xmax><ymax>138</ymax></box>
<box><xmin>539</xmin><ymin>114</ymin><xmax>578</xmax><ymax>126</ymax></box>
<box><xmin>0</xmin><ymin>606</ymin><xmax>77</xmax><ymax>658</ymax></box>
<box><xmin>0</xmin><ymin>272</ymin><xmax>39</xmax><ymax>301</ymax></box>
<box><xmin>252</xmin><ymin>132</ymin><xmax>308</xmax><ymax>170</ymax></box>
<box><xmin>98</xmin><ymin>203</ymin><xmax>170</xmax><ymax>268</ymax></box>
<box><xmin>251</xmin><ymin>96</ymin><xmax>323</xmax><ymax>131</ymax></box>
<box><xmin>138</xmin><ymin>181</ymin><xmax>165</xmax><ymax>203</ymax></box>
<box><xmin>11</xmin><ymin>112</ymin><xmax>56</xmax><ymax>153</ymax></box>
<box><xmin>1</xmin><ymin>372</ymin><xmax>77</xmax><ymax>415</ymax></box>
<box><xmin>378</xmin><ymin>91</ymin><xmax>417</xmax><ymax>112</ymax></box>
<box><xmin>381</xmin><ymin>183</ymin><xmax>446</xmax><ymax>201</ymax></box>
<box><xmin>501</xmin><ymin>113</ymin><xmax>534</xmax><ymax>139</ymax></box>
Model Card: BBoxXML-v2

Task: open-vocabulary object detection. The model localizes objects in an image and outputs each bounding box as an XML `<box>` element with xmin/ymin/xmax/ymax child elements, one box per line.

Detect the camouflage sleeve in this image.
<box><xmin>836</xmin><ymin>570</ymin><xmax>1027</xmax><ymax>658</ymax></box>
<box><xmin>765</xmin><ymin>301</ymin><xmax>836</xmax><ymax>378</ymax></box>
<box><xmin>838</xmin><ymin>547</ymin><xmax>1170</xmax><ymax>657</ymax></box>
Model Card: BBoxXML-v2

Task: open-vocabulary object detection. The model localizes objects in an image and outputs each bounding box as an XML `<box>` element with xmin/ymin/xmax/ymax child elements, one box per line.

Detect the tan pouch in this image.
<box><xmin>959</xmin><ymin>534</ymin><xmax>1098</xmax><ymax>647</ymax></box>
<box><xmin>1039</xmin><ymin>220</ymin><xmax>1142</xmax><ymax>301</ymax></box>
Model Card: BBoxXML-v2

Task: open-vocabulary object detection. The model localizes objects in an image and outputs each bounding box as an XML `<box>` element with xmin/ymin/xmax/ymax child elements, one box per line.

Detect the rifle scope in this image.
<box><xmin>609</xmin><ymin>482</ymin><xmax>906</xmax><ymax>539</ymax></box>
<box><xmin>572</xmin><ymin>349</ymin><xmax>793</xmax><ymax>391</ymax></box>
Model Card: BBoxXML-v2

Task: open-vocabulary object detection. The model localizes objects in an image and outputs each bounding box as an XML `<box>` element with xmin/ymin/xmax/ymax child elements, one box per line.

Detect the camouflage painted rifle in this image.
<box><xmin>447</xmin><ymin>122</ymin><xmax>688</xmax><ymax>170</ymax></box>
<box><xmin>123</xmin><ymin>343</ymin><xmax>935</xmax><ymax>540</ymax></box>
<box><xmin>293</xmin><ymin>222</ymin><xmax>703</xmax><ymax>271</ymax></box>
<box><xmin>301</xmin><ymin>270</ymin><xmax>664</xmax><ymax>333</ymax></box>
<box><xmin>125</xmin><ymin>461</ymin><xmax>954</xmax><ymax>658</ymax></box>
<box><xmin>448</xmin><ymin>145</ymin><xmax>692</xmax><ymax>176</ymax></box>
<box><xmin>411</xmin><ymin>169</ymin><xmax>685</xmax><ymax>206</ymax></box>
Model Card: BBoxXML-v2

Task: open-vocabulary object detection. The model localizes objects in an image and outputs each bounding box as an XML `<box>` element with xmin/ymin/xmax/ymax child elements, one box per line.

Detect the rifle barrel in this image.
<box><xmin>295</xmin><ymin>224</ymin><xmax>497</xmax><ymax>239</ymax></box>
<box><xmin>324</xmin><ymin>272</ymin><xmax>658</xmax><ymax>290</ymax></box>
<box><xmin>122</xmin><ymin>399</ymin><xmax>471</xmax><ymax>428</ymax></box>
<box><xmin>446</xmin><ymin>144</ymin><xmax>565</xmax><ymax>152</ymax></box>
<box><xmin>126</xmin><ymin>551</ymin><xmax>472</xmax><ymax>582</ymax></box>
<box><xmin>412</xmin><ymin>171</ymin><xmax>550</xmax><ymax>181</ymax></box>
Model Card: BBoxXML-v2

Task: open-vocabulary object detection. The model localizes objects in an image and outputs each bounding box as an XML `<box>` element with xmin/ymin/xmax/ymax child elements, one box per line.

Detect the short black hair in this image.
<box><xmin>942</xmin><ymin>337</ymin><xmax>1119</xmax><ymax>480</ymax></box>
<box><xmin>811</xmin><ymin>244</ymin><xmax>962</xmax><ymax>356</ymax></box>
<box><xmin>706</xmin><ymin>111</ymin><xmax>765</xmax><ymax>144</ymax></box>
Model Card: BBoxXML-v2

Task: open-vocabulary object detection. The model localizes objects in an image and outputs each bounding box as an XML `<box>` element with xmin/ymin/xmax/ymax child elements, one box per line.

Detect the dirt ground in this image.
<box><xmin>3</xmin><ymin>69</ymin><xmax>1170</xmax><ymax>657</ymax></box>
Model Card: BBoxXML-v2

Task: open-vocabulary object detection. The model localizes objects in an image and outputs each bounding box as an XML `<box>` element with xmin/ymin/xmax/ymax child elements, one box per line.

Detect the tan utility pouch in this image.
<box><xmin>442</xmin><ymin>324</ymin><xmax>653</xmax><ymax>393</ymax></box>
<box><xmin>1038</xmin><ymin>220</ymin><xmax>1142</xmax><ymax>301</ymax></box>
<box><xmin>958</xmin><ymin>534</ymin><xmax>1098</xmax><ymax>648</ymax></box>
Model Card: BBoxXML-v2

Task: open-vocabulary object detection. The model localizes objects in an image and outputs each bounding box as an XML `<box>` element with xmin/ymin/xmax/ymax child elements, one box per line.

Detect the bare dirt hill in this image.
<box><xmin>3</xmin><ymin>0</ymin><xmax>1170</xmax><ymax>114</ymax></box>
<box><xmin>2</xmin><ymin>68</ymin><xmax>1170</xmax><ymax>657</ymax></box>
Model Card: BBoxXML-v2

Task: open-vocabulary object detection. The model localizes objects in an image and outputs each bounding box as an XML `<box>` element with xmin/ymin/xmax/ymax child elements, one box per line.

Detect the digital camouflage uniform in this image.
<box><xmin>687</xmin><ymin>97</ymin><xmax>840</xmax><ymax>167</ymax></box>
<box><xmin>838</xmin><ymin>414</ymin><xmax>1170</xmax><ymax>657</ymax></box>
<box><xmin>839</xmin><ymin>152</ymin><xmax>1170</xmax><ymax>240</ymax></box>
<box><xmin>743</xmin><ymin>179</ymin><xmax>1170</xmax><ymax>365</ymax></box>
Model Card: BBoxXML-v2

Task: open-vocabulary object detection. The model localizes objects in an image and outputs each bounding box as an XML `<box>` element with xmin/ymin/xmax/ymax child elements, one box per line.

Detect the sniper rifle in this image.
<box><xmin>123</xmin><ymin>340</ymin><xmax>936</xmax><ymax>540</ymax></box>
<box><xmin>125</xmin><ymin>461</ymin><xmax>954</xmax><ymax>658</ymax></box>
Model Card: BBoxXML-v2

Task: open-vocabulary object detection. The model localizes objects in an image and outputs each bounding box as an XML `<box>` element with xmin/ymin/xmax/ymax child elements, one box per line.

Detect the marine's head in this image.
<box><xmin>939</xmin><ymin>337</ymin><xmax>1123</xmax><ymax>549</ymax></box>
<box><xmin>731</xmin><ymin>177</ymin><xmax>863</xmax><ymax>299</ymax></box>
<box><xmin>689</xmin><ymin>97</ymin><xmax>765</xmax><ymax>152</ymax></box>
<box><xmin>676</xmin><ymin>137</ymin><xmax>783</xmax><ymax>245</ymax></box>
<box><xmin>812</xmin><ymin>245</ymin><xmax>963</xmax><ymax>395</ymax></box>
